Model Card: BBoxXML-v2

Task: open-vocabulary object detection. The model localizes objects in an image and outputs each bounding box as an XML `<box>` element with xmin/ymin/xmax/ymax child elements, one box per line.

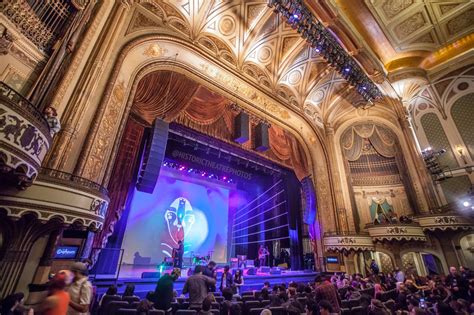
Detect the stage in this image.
<box><xmin>92</xmin><ymin>267</ymin><xmax>319</xmax><ymax>297</ymax></box>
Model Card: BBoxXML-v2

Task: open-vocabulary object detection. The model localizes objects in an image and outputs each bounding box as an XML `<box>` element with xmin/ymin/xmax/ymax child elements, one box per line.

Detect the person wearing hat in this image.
<box><xmin>67</xmin><ymin>262</ymin><xmax>92</xmax><ymax>315</ymax></box>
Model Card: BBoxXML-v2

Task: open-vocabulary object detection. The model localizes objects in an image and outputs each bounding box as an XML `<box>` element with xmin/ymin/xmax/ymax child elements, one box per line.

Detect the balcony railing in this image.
<box><xmin>39</xmin><ymin>167</ymin><xmax>108</xmax><ymax>195</ymax></box>
<box><xmin>0</xmin><ymin>81</ymin><xmax>52</xmax><ymax>187</ymax></box>
<box><xmin>2</xmin><ymin>0</ymin><xmax>74</xmax><ymax>52</ymax></box>
<box><xmin>365</xmin><ymin>222</ymin><xmax>426</xmax><ymax>242</ymax></box>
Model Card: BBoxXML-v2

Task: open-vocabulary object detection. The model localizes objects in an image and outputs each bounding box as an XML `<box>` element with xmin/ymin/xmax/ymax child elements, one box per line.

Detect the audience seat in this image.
<box><xmin>210</xmin><ymin>309</ymin><xmax>220</xmax><ymax>315</ymax></box>
<box><xmin>384</xmin><ymin>300</ymin><xmax>396</xmax><ymax>313</ymax></box>
<box><xmin>261</xmin><ymin>300</ymin><xmax>270</xmax><ymax>307</ymax></box>
<box><xmin>243</xmin><ymin>296</ymin><xmax>257</xmax><ymax>302</ymax></box>
<box><xmin>296</xmin><ymin>297</ymin><xmax>306</xmax><ymax>304</ymax></box>
<box><xmin>348</xmin><ymin>299</ymin><xmax>360</xmax><ymax>309</ymax></box>
<box><xmin>106</xmin><ymin>301</ymin><xmax>130</xmax><ymax>315</ymax></box>
<box><xmin>131</xmin><ymin>301</ymin><xmax>140</xmax><ymax>309</ymax></box>
<box><xmin>211</xmin><ymin>302</ymin><xmax>221</xmax><ymax>310</ymax></box>
<box><xmin>123</xmin><ymin>296</ymin><xmax>140</xmax><ymax>304</ymax></box>
<box><xmin>340</xmin><ymin>308</ymin><xmax>350</xmax><ymax>315</ymax></box>
<box><xmin>176</xmin><ymin>310</ymin><xmax>197</xmax><ymax>315</ymax></box>
<box><xmin>341</xmin><ymin>300</ymin><xmax>351</xmax><ymax>309</ymax></box>
<box><xmin>149</xmin><ymin>310</ymin><xmax>166</xmax><ymax>315</ymax></box>
<box><xmin>117</xmin><ymin>309</ymin><xmax>137</xmax><ymax>315</ymax></box>
<box><xmin>242</xmin><ymin>291</ymin><xmax>254</xmax><ymax>296</ymax></box>
<box><xmin>99</xmin><ymin>295</ymin><xmax>122</xmax><ymax>313</ymax></box>
<box><xmin>244</xmin><ymin>301</ymin><xmax>261</xmax><ymax>313</ymax></box>
<box><xmin>250</xmin><ymin>308</ymin><xmax>264</xmax><ymax>315</ymax></box>
<box><xmin>350</xmin><ymin>306</ymin><xmax>364</xmax><ymax>315</ymax></box>
<box><xmin>269</xmin><ymin>306</ymin><xmax>287</xmax><ymax>315</ymax></box>
<box><xmin>215</xmin><ymin>296</ymin><xmax>224</xmax><ymax>303</ymax></box>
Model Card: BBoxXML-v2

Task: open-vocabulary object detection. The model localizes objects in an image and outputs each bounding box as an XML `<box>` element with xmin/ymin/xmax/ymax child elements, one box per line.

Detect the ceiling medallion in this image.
<box><xmin>268</xmin><ymin>0</ymin><xmax>382</xmax><ymax>103</ymax></box>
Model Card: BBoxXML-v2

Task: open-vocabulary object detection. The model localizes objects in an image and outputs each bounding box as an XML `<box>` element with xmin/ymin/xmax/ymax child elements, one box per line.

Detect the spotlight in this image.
<box><xmin>344</xmin><ymin>67</ymin><xmax>350</xmax><ymax>72</ymax></box>
<box><xmin>463</xmin><ymin>201</ymin><xmax>470</xmax><ymax>207</ymax></box>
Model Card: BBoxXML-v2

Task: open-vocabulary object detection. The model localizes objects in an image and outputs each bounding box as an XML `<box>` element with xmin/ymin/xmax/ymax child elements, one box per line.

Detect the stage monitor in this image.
<box><xmin>326</xmin><ymin>256</ymin><xmax>339</xmax><ymax>264</ymax></box>
<box><xmin>54</xmin><ymin>246</ymin><xmax>79</xmax><ymax>259</ymax></box>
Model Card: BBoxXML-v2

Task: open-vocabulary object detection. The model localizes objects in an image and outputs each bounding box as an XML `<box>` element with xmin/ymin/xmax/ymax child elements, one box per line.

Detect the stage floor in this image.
<box><xmin>92</xmin><ymin>266</ymin><xmax>318</xmax><ymax>297</ymax></box>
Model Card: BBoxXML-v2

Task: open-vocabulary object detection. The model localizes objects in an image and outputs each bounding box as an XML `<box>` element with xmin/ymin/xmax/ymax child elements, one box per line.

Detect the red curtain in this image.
<box><xmin>92</xmin><ymin>118</ymin><xmax>144</xmax><ymax>250</ymax></box>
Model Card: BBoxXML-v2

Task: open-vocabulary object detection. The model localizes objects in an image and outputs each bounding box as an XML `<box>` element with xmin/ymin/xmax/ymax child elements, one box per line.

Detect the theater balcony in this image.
<box><xmin>0</xmin><ymin>168</ymin><xmax>109</xmax><ymax>231</ymax></box>
<box><xmin>416</xmin><ymin>213</ymin><xmax>473</xmax><ymax>232</ymax></box>
<box><xmin>0</xmin><ymin>82</ymin><xmax>52</xmax><ymax>188</ymax></box>
<box><xmin>323</xmin><ymin>232</ymin><xmax>375</xmax><ymax>253</ymax></box>
<box><xmin>365</xmin><ymin>222</ymin><xmax>427</xmax><ymax>242</ymax></box>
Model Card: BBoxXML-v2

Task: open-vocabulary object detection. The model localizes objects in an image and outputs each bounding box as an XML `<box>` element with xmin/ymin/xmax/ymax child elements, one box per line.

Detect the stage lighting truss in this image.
<box><xmin>268</xmin><ymin>0</ymin><xmax>383</xmax><ymax>103</ymax></box>
<box><xmin>421</xmin><ymin>148</ymin><xmax>452</xmax><ymax>181</ymax></box>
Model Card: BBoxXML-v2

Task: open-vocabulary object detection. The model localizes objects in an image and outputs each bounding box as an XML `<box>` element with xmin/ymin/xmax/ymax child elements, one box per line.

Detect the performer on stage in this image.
<box><xmin>258</xmin><ymin>245</ymin><xmax>269</xmax><ymax>267</ymax></box>
<box><xmin>173</xmin><ymin>240</ymin><xmax>184</xmax><ymax>268</ymax></box>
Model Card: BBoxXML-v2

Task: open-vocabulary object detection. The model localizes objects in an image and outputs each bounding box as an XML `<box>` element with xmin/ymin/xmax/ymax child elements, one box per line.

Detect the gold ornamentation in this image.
<box><xmin>83</xmin><ymin>80</ymin><xmax>127</xmax><ymax>181</ymax></box>
<box><xmin>381</xmin><ymin>0</ymin><xmax>414</xmax><ymax>19</ymax></box>
<box><xmin>395</xmin><ymin>13</ymin><xmax>425</xmax><ymax>39</ymax></box>
<box><xmin>143</xmin><ymin>44</ymin><xmax>167</xmax><ymax>57</ymax></box>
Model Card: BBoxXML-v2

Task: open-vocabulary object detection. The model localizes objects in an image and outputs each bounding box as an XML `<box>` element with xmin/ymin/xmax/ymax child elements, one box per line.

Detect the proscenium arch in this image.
<box><xmin>73</xmin><ymin>36</ymin><xmax>339</xmax><ymax>260</ymax></box>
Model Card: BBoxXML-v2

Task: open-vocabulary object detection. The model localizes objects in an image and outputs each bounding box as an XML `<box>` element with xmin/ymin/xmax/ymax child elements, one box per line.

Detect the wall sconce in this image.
<box><xmin>456</xmin><ymin>145</ymin><xmax>468</xmax><ymax>164</ymax></box>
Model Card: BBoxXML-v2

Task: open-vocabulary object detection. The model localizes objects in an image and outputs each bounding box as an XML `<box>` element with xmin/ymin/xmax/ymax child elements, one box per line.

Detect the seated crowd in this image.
<box><xmin>2</xmin><ymin>263</ymin><xmax>473</xmax><ymax>315</ymax></box>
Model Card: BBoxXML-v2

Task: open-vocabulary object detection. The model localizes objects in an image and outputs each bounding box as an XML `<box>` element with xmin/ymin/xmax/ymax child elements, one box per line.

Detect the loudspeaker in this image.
<box><xmin>270</xmin><ymin>267</ymin><xmax>281</xmax><ymax>275</ymax></box>
<box><xmin>141</xmin><ymin>272</ymin><xmax>160</xmax><ymax>279</ymax></box>
<box><xmin>233</xmin><ymin>112</ymin><xmax>249</xmax><ymax>144</ymax></box>
<box><xmin>254</xmin><ymin>122</ymin><xmax>269</xmax><ymax>151</ymax></box>
<box><xmin>246</xmin><ymin>267</ymin><xmax>257</xmax><ymax>275</ymax></box>
<box><xmin>260</xmin><ymin>266</ymin><xmax>270</xmax><ymax>273</ymax></box>
<box><xmin>136</xmin><ymin>118</ymin><xmax>169</xmax><ymax>193</ymax></box>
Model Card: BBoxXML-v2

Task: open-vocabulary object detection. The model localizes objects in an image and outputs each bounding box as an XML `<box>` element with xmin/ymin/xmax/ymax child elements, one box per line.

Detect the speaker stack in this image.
<box><xmin>233</xmin><ymin>112</ymin><xmax>249</xmax><ymax>144</ymax></box>
<box><xmin>136</xmin><ymin>118</ymin><xmax>169</xmax><ymax>193</ymax></box>
<box><xmin>254</xmin><ymin>122</ymin><xmax>269</xmax><ymax>152</ymax></box>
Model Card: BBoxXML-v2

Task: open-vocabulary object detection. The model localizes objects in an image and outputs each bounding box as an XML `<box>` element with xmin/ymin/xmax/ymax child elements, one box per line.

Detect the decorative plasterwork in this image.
<box><xmin>366</xmin><ymin>223</ymin><xmax>427</xmax><ymax>242</ymax></box>
<box><xmin>323</xmin><ymin>234</ymin><xmax>375</xmax><ymax>252</ymax></box>
<box><xmin>365</xmin><ymin>0</ymin><xmax>474</xmax><ymax>52</ymax></box>
<box><xmin>133</xmin><ymin>1</ymin><xmax>367</xmax><ymax>128</ymax></box>
<box><xmin>0</xmin><ymin>172</ymin><xmax>109</xmax><ymax>231</ymax></box>
<box><xmin>416</xmin><ymin>214</ymin><xmax>473</xmax><ymax>232</ymax></box>
<box><xmin>403</xmin><ymin>66</ymin><xmax>474</xmax><ymax>124</ymax></box>
<box><xmin>0</xmin><ymin>83</ymin><xmax>52</xmax><ymax>185</ymax></box>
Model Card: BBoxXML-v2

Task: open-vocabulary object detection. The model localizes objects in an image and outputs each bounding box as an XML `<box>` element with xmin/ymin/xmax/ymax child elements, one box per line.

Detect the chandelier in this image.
<box><xmin>268</xmin><ymin>0</ymin><xmax>383</xmax><ymax>103</ymax></box>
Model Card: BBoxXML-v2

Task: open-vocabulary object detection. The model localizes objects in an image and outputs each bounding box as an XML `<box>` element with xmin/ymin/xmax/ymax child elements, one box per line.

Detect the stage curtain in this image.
<box><xmin>269</xmin><ymin>126</ymin><xmax>292</xmax><ymax>160</ymax></box>
<box><xmin>342</xmin><ymin>124</ymin><xmax>397</xmax><ymax>161</ymax></box>
<box><xmin>92</xmin><ymin>117</ymin><xmax>144</xmax><ymax>251</ymax></box>
<box><xmin>183</xmin><ymin>87</ymin><xmax>229</xmax><ymax>125</ymax></box>
<box><xmin>132</xmin><ymin>71</ymin><xmax>200</xmax><ymax>123</ymax></box>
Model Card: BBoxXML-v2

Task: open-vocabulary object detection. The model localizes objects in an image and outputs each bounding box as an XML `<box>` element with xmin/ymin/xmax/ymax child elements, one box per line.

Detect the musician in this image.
<box><xmin>173</xmin><ymin>240</ymin><xmax>184</xmax><ymax>268</ymax></box>
<box><xmin>258</xmin><ymin>245</ymin><xmax>269</xmax><ymax>267</ymax></box>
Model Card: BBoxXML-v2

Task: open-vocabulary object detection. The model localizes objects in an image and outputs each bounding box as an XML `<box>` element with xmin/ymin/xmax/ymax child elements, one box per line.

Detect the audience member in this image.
<box><xmin>153</xmin><ymin>268</ymin><xmax>181</xmax><ymax>312</ymax></box>
<box><xmin>137</xmin><ymin>291</ymin><xmax>154</xmax><ymax>315</ymax></box>
<box><xmin>314</xmin><ymin>275</ymin><xmax>341</xmax><ymax>313</ymax></box>
<box><xmin>220</xmin><ymin>265</ymin><xmax>233</xmax><ymax>292</ymax></box>
<box><xmin>183</xmin><ymin>265</ymin><xmax>216</xmax><ymax>310</ymax></box>
<box><xmin>67</xmin><ymin>262</ymin><xmax>92</xmax><ymax>315</ymax></box>
<box><xmin>98</xmin><ymin>285</ymin><xmax>118</xmax><ymax>307</ymax></box>
<box><xmin>35</xmin><ymin>273</ymin><xmax>70</xmax><ymax>315</ymax></box>
<box><xmin>1</xmin><ymin>292</ymin><xmax>28</xmax><ymax>315</ymax></box>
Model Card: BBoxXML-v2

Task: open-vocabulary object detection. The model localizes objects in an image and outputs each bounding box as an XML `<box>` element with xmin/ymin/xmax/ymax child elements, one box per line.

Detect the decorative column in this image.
<box><xmin>325</xmin><ymin>124</ymin><xmax>354</xmax><ymax>232</ymax></box>
<box><xmin>31</xmin><ymin>228</ymin><xmax>63</xmax><ymax>284</ymax></box>
<box><xmin>393</xmin><ymin>99</ymin><xmax>440</xmax><ymax>211</ymax></box>
<box><xmin>45</xmin><ymin>1</ymin><xmax>132</xmax><ymax>172</ymax></box>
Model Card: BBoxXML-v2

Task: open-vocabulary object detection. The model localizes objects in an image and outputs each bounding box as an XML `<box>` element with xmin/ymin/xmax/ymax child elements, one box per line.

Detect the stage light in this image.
<box><xmin>223</xmin><ymin>176</ymin><xmax>227</xmax><ymax>180</ymax></box>
<box><xmin>344</xmin><ymin>67</ymin><xmax>350</xmax><ymax>72</ymax></box>
<box><xmin>463</xmin><ymin>201</ymin><xmax>470</xmax><ymax>207</ymax></box>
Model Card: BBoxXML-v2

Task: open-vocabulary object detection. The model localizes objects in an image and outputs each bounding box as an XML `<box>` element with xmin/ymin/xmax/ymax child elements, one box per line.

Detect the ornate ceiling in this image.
<box><xmin>323</xmin><ymin>0</ymin><xmax>474</xmax><ymax>72</ymax></box>
<box><xmin>366</xmin><ymin>0</ymin><xmax>473</xmax><ymax>53</ymax></box>
<box><xmin>126</xmin><ymin>0</ymin><xmax>471</xmax><ymax>128</ymax></box>
<box><xmin>129</xmin><ymin>0</ymin><xmax>361</xmax><ymax>127</ymax></box>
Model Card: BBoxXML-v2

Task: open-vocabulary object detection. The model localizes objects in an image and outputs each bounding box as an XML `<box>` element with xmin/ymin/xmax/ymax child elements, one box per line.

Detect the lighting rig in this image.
<box><xmin>268</xmin><ymin>0</ymin><xmax>383</xmax><ymax>103</ymax></box>
<box><xmin>421</xmin><ymin>147</ymin><xmax>452</xmax><ymax>181</ymax></box>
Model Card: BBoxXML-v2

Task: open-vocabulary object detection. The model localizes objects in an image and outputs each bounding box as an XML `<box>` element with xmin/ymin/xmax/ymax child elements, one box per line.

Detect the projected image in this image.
<box><xmin>121</xmin><ymin>170</ymin><xmax>230</xmax><ymax>267</ymax></box>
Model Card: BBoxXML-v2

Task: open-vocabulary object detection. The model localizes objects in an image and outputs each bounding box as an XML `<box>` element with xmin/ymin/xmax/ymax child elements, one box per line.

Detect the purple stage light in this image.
<box><xmin>344</xmin><ymin>68</ymin><xmax>350</xmax><ymax>72</ymax></box>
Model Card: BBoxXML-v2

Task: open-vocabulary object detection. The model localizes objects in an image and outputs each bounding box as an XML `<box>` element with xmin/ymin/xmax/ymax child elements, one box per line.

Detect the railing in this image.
<box><xmin>0</xmin><ymin>81</ymin><xmax>47</xmax><ymax>124</ymax></box>
<box><xmin>39</xmin><ymin>168</ymin><xmax>108</xmax><ymax>195</ymax></box>
<box><xmin>2</xmin><ymin>0</ymin><xmax>74</xmax><ymax>52</ymax></box>
<box><xmin>324</xmin><ymin>231</ymin><xmax>370</xmax><ymax>237</ymax></box>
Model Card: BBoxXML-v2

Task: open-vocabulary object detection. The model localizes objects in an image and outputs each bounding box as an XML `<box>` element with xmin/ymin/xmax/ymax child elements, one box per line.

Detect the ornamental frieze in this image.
<box><xmin>416</xmin><ymin>214</ymin><xmax>473</xmax><ymax>232</ymax></box>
